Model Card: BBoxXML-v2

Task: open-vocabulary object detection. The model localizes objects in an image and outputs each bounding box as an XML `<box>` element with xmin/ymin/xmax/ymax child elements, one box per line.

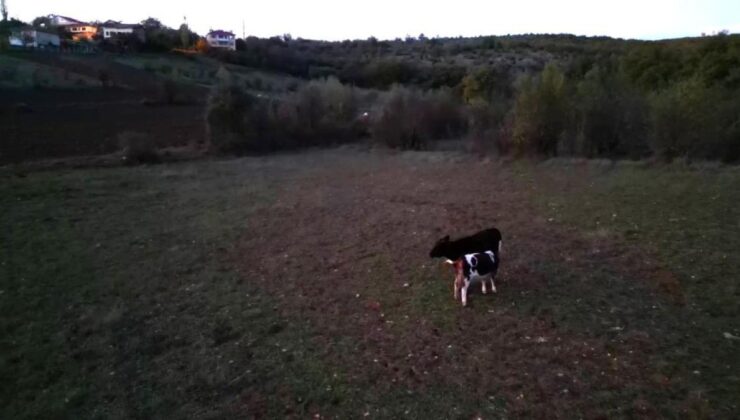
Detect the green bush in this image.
<box><xmin>461</xmin><ymin>67</ymin><xmax>512</xmax><ymax>104</ymax></box>
<box><xmin>205</xmin><ymin>71</ymin><xmax>269</xmax><ymax>153</ymax></box>
<box><xmin>205</xmin><ymin>72</ymin><xmax>363</xmax><ymax>153</ymax></box>
<box><xmin>371</xmin><ymin>86</ymin><xmax>465</xmax><ymax>150</ymax></box>
<box><xmin>467</xmin><ymin>98</ymin><xmax>511</xmax><ymax>155</ymax></box>
<box><xmin>569</xmin><ymin>66</ymin><xmax>650</xmax><ymax>158</ymax></box>
<box><xmin>277</xmin><ymin>76</ymin><xmax>361</xmax><ymax>144</ymax></box>
<box><xmin>649</xmin><ymin>78</ymin><xmax>739</xmax><ymax>162</ymax></box>
<box><xmin>511</xmin><ymin>63</ymin><xmax>568</xmax><ymax>156</ymax></box>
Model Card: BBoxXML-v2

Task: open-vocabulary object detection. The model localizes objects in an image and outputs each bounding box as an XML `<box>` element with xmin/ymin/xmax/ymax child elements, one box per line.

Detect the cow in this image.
<box><xmin>429</xmin><ymin>228</ymin><xmax>502</xmax><ymax>263</ymax></box>
<box><xmin>453</xmin><ymin>251</ymin><xmax>499</xmax><ymax>306</ymax></box>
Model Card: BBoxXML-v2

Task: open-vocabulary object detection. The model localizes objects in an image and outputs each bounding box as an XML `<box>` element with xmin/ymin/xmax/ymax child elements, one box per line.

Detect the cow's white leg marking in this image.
<box><xmin>481</xmin><ymin>277</ymin><xmax>487</xmax><ymax>294</ymax></box>
<box><xmin>491</xmin><ymin>276</ymin><xmax>497</xmax><ymax>293</ymax></box>
<box><xmin>462</xmin><ymin>283</ymin><xmax>468</xmax><ymax>306</ymax></box>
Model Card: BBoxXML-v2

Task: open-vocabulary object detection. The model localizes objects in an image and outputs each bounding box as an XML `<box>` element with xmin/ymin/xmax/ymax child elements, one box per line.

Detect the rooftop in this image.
<box><xmin>207</xmin><ymin>30</ymin><xmax>235</xmax><ymax>37</ymax></box>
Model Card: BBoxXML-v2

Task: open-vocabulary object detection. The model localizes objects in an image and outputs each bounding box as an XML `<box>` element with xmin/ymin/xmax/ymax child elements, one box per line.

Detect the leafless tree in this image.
<box><xmin>1</xmin><ymin>0</ymin><xmax>8</xmax><ymax>22</ymax></box>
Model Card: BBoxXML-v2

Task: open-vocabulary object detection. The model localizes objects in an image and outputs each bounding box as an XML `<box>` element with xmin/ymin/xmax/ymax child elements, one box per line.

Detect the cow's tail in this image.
<box><xmin>498</xmin><ymin>240</ymin><xmax>503</xmax><ymax>253</ymax></box>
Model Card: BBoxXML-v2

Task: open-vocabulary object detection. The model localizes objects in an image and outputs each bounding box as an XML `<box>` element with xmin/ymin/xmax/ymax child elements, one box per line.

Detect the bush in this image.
<box><xmin>293</xmin><ymin>76</ymin><xmax>360</xmax><ymax>140</ymax></box>
<box><xmin>649</xmin><ymin>78</ymin><xmax>740</xmax><ymax>162</ymax></box>
<box><xmin>205</xmin><ymin>72</ymin><xmax>364</xmax><ymax>153</ymax></box>
<box><xmin>461</xmin><ymin>66</ymin><xmax>512</xmax><ymax>104</ymax></box>
<box><xmin>371</xmin><ymin>86</ymin><xmax>466</xmax><ymax>150</ymax></box>
<box><xmin>511</xmin><ymin>63</ymin><xmax>568</xmax><ymax>156</ymax></box>
<box><xmin>118</xmin><ymin>132</ymin><xmax>160</xmax><ymax>164</ymax></box>
<box><xmin>205</xmin><ymin>70</ymin><xmax>271</xmax><ymax>153</ymax></box>
<box><xmin>467</xmin><ymin>99</ymin><xmax>511</xmax><ymax>155</ymax></box>
<box><xmin>568</xmin><ymin>66</ymin><xmax>650</xmax><ymax>158</ymax></box>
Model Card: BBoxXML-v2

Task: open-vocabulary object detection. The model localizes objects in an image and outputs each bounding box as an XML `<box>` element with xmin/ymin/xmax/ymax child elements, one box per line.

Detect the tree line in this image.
<box><xmin>206</xmin><ymin>32</ymin><xmax>739</xmax><ymax>162</ymax></box>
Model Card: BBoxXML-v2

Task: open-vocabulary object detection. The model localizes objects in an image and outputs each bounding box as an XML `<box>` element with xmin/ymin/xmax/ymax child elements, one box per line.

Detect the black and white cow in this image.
<box><xmin>429</xmin><ymin>228</ymin><xmax>502</xmax><ymax>263</ymax></box>
<box><xmin>453</xmin><ymin>250</ymin><xmax>499</xmax><ymax>306</ymax></box>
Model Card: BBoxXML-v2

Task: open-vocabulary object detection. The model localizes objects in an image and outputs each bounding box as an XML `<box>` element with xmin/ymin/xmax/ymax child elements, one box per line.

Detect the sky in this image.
<box><xmin>8</xmin><ymin>0</ymin><xmax>740</xmax><ymax>41</ymax></box>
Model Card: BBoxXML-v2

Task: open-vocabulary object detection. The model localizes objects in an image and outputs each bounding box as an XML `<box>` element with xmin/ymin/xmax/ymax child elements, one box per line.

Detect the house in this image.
<box><xmin>45</xmin><ymin>14</ymin><xmax>97</xmax><ymax>41</ymax></box>
<box><xmin>206</xmin><ymin>30</ymin><xmax>236</xmax><ymax>50</ymax></box>
<box><xmin>66</xmin><ymin>24</ymin><xmax>98</xmax><ymax>41</ymax></box>
<box><xmin>8</xmin><ymin>28</ymin><xmax>60</xmax><ymax>49</ymax></box>
<box><xmin>47</xmin><ymin>14</ymin><xmax>83</xmax><ymax>26</ymax></box>
<box><xmin>100</xmin><ymin>21</ymin><xmax>145</xmax><ymax>42</ymax></box>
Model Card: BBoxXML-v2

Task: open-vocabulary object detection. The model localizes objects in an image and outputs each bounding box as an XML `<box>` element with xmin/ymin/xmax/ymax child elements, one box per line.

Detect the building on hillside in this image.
<box><xmin>8</xmin><ymin>27</ymin><xmax>60</xmax><ymax>49</ymax></box>
<box><xmin>45</xmin><ymin>14</ymin><xmax>97</xmax><ymax>41</ymax></box>
<box><xmin>100</xmin><ymin>21</ymin><xmax>145</xmax><ymax>42</ymax></box>
<box><xmin>65</xmin><ymin>23</ymin><xmax>98</xmax><ymax>41</ymax></box>
<box><xmin>47</xmin><ymin>14</ymin><xmax>84</xmax><ymax>26</ymax></box>
<box><xmin>206</xmin><ymin>30</ymin><xmax>236</xmax><ymax>50</ymax></box>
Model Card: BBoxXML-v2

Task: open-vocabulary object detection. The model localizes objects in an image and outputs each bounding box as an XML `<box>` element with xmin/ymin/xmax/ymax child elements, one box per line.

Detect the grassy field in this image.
<box><xmin>114</xmin><ymin>54</ymin><xmax>302</xmax><ymax>93</ymax></box>
<box><xmin>1</xmin><ymin>150</ymin><xmax>738</xmax><ymax>418</ymax></box>
<box><xmin>0</xmin><ymin>54</ymin><xmax>99</xmax><ymax>89</ymax></box>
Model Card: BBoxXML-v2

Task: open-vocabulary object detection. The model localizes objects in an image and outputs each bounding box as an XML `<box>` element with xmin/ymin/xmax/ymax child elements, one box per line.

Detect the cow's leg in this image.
<box><xmin>454</xmin><ymin>273</ymin><xmax>461</xmax><ymax>300</ymax></box>
<box><xmin>481</xmin><ymin>277</ymin><xmax>487</xmax><ymax>294</ymax></box>
<box><xmin>491</xmin><ymin>276</ymin><xmax>497</xmax><ymax>293</ymax></box>
<box><xmin>461</xmin><ymin>282</ymin><xmax>468</xmax><ymax>306</ymax></box>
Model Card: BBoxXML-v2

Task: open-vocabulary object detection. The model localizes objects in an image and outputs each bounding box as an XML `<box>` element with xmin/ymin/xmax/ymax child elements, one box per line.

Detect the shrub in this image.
<box><xmin>205</xmin><ymin>70</ymin><xmax>271</xmax><ymax>153</ymax></box>
<box><xmin>467</xmin><ymin>99</ymin><xmax>510</xmax><ymax>155</ymax></box>
<box><xmin>118</xmin><ymin>132</ymin><xmax>160</xmax><ymax>164</ymax></box>
<box><xmin>371</xmin><ymin>86</ymin><xmax>466</xmax><ymax>150</ymax></box>
<box><xmin>649</xmin><ymin>78</ymin><xmax>739</xmax><ymax>161</ymax></box>
<box><xmin>511</xmin><ymin>63</ymin><xmax>568</xmax><ymax>156</ymax></box>
<box><xmin>569</xmin><ymin>66</ymin><xmax>650</xmax><ymax>158</ymax></box>
<box><xmin>205</xmin><ymin>72</ymin><xmax>363</xmax><ymax>153</ymax></box>
<box><xmin>195</xmin><ymin>38</ymin><xmax>209</xmax><ymax>52</ymax></box>
<box><xmin>461</xmin><ymin>66</ymin><xmax>512</xmax><ymax>104</ymax></box>
<box><xmin>276</xmin><ymin>76</ymin><xmax>362</xmax><ymax>145</ymax></box>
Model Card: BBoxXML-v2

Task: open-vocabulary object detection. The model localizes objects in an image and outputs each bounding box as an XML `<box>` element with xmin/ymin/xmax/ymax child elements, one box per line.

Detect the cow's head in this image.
<box><xmin>429</xmin><ymin>235</ymin><xmax>450</xmax><ymax>258</ymax></box>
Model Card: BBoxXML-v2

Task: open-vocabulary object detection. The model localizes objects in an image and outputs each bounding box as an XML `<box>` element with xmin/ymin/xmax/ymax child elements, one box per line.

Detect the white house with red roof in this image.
<box><xmin>206</xmin><ymin>30</ymin><xmax>236</xmax><ymax>50</ymax></box>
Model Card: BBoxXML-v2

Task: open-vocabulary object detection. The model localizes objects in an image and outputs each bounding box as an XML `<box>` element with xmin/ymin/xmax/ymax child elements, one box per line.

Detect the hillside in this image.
<box><xmin>0</xmin><ymin>51</ymin><xmax>303</xmax><ymax>163</ymax></box>
<box><xmin>1</xmin><ymin>32</ymin><xmax>739</xmax><ymax>164</ymax></box>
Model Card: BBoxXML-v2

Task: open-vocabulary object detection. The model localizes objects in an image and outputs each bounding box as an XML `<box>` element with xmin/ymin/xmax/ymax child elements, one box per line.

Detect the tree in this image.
<box><xmin>141</xmin><ymin>17</ymin><xmax>162</xmax><ymax>29</ymax></box>
<box><xmin>195</xmin><ymin>38</ymin><xmax>209</xmax><ymax>52</ymax></box>
<box><xmin>0</xmin><ymin>17</ymin><xmax>28</xmax><ymax>50</ymax></box>
<box><xmin>648</xmin><ymin>78</ymin><xmax>731</xmax><ymax>160</ymax></box>
<box><xmin>461</xmin><ymin>67</ymin><xmax>511</xmax><ymax>103</ymax></box>
<box><xmin>32</xmin><ymin>16</ymin><xmax>52</xmax><ymax>29</ymax></box>
<box><xmin>1</xmin><ymin>0</ymin><xmax>7</xmax><ymax>22</ymax></box>
<box><xmin>512</xmin><ymin>63</ymin><xmax>568</xmax><ymax>156</ymax></box>
<box><xmin>571</xmin><ymin>65</ymin><xmax>649</xmax><ymax>158</ymax></box>
<box><xmin>179</xmin><ymin>23</ymin><xmax>191</xmax><ymax>48</ymax></box>
<box><xmin>235</xmin><ymin>38</ymin><xmax>246</xmax><ymax>51</ymax></box>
